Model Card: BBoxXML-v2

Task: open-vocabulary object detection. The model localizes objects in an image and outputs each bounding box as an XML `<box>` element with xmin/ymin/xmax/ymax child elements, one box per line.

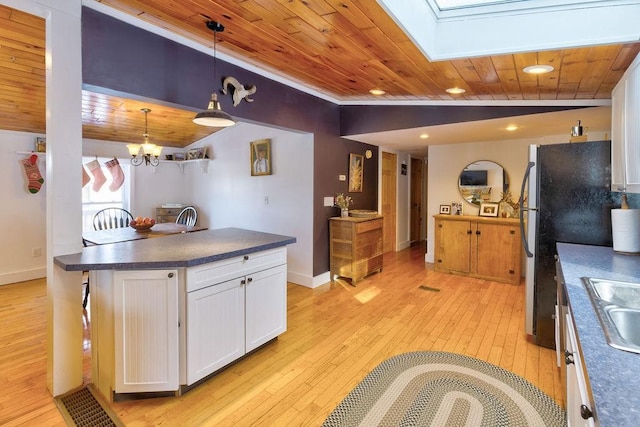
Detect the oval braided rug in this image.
<box><xmin>323</xmin><ymin>351</ymin><xmax>566</xmax><ymax>427</ymax></box>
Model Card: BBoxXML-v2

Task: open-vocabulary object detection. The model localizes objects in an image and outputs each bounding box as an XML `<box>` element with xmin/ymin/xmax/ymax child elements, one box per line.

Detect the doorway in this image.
<box><xmin>381</xmin><ymin>152</ymin><xmax>397</xmax><ymax>253</ymax></box>
<box><xmin>410</xmin><ymin>157</ymin><xmax>423</xmax><ymax>242</ymax></box>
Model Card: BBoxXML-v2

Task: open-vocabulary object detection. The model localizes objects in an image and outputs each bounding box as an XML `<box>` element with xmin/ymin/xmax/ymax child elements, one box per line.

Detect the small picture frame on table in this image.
<box><xmin>479</xmin><ymin>202</ymin><xmax>499</xmax><ymax>217</ymax></box>
<box><xmin>451</xmin><ymin>202</ymin><xmax>463</xmax><ymax>216</ymax></box>
<box><xmin>439</xmin><ymin>204</ymin><xmax>451</xmax><ymax>214</ymax></box>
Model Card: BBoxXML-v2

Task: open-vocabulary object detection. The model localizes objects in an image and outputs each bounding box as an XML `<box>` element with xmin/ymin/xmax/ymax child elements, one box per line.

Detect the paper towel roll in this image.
<box><xmin>611</xmin><ymin>209</ymin><xmax>640</xmax><ymax>254</ymax></box>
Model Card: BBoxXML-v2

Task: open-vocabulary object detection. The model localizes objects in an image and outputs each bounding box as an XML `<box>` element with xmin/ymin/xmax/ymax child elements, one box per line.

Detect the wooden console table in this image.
<box><xmin>329</xmin><ymin>216</ymin><xmax>383</xmax><ymax>284</ymax></box>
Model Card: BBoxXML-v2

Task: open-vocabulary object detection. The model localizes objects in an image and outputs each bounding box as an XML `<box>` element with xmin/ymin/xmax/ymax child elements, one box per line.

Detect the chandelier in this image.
<box><xmin>127</xmin><ymin>108</ymin><xmax>163</xmax><ymax>166</ymax></box>
<box><xmin>193</xmin><ymin>21</ymin><xmax>235</xmax><ymax>127</ymax></box>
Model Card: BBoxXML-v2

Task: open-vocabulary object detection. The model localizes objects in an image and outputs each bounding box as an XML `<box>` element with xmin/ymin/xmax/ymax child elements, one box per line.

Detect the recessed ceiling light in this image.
<box><xmin>445</xmin><ymin>87</ymin><xmax>466</xmax><ymax>94</ymax></box>
<box><xmin>420</xmin><ymin>134</ymin><xmax>429</xmax><ymax>139</ymax></box>
<box><xmin>369</xmin><ymin>88</ymin><xmax>385</xmax><ymax>96</ymax></box>
<box><xmin>505</xmin><ymin>125</ymin><xmax>519</xmax><ymax>131</ymax></box>
<box><xmin>523</xmin><ymin>65</ymin><xmax>554</xmax><ymax>74</ymax></box>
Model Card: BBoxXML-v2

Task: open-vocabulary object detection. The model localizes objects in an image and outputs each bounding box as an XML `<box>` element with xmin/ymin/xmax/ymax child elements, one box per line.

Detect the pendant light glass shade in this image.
<box><xmin>193</xmin><ymin>93</ymin><xmax>235</xmax><ymax>127</ymax></box>
<box><xmin>193</xmin><ymin>21</ymin><xmax>235</xmax><ymax>128</ymax></box>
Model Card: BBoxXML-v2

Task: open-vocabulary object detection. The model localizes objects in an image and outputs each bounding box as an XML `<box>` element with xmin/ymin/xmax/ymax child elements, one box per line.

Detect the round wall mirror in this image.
<box><xmin>458</xmin><ymin>160</ymin><xmax>509</xmax><ymax>206</ymax></box>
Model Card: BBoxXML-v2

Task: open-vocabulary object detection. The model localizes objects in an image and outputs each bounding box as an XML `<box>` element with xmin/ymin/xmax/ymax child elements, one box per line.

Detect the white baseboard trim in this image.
<box><xmin>0</xmin><ymin>267</ymin><xmax>46</xmax><ymax>286</ymax></box>
<box><xmin>287</xmin><ymin>270</ymin><xmax>331</xmax><ymax>289</ymax></box>
<box><xmin>397</xmin><ymin>240</ymin><xmax>411</xmax><ymax>251</ymax></box>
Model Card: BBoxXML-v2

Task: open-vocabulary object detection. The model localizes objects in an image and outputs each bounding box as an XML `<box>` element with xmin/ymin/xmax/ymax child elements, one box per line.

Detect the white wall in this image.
<box><xmin>186</xmin><ymin>122</ymin><xmax>314</xmax><ymax>287</ymax></box>
<box><xmin>425</xmin><ymin>131</ymin><xmax>610</xmax><ymax>263</ymax></box>
<box><xmin>0</xmin><ymin>130</ymin><xmax>47</xmax><ymax>285</ymax></box>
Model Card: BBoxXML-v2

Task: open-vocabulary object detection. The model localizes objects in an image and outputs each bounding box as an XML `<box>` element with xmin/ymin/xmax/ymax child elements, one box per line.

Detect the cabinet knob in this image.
<box><xmin>168</xmin><ymin>272</ymin><xmax>174</xmax><ymax>278</ymax></box>
<box><xmin>580</xmin><ymin>404</ymin><xmax>593</xmax><ymax>419</ymax></box>
<box><xmin>243</xmin><ymin>255</ymin><xmax>249</xmax><ymax>261</ymax></box>
<box><xmin>247</xmin><ymin>277</ymin><xmax>253</xmax><ymax>283</ymax></box>
<box><xmin>240</xmin><ymin>279</ymin><xmax>246</xmax><ymax>285</ymax></box>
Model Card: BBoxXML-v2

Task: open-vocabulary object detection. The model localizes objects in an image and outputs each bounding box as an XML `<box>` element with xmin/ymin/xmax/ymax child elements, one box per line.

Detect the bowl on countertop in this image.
<box><xmin>130</xmin><ymin>222</ymin><xmax>155</xmax><ymax>232</ymax></box>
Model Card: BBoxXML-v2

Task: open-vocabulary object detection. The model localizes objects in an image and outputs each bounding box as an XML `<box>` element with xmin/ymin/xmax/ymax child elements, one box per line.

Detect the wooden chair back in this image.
<box><xmin>176</xmin><ymin>206</ymin><xmax>197</xmax><ymax>227</ymax></box>
<box><xmin>93</xmin><ymin>208</ymin><xmax>134</xmax><ymax>230</ymax></box>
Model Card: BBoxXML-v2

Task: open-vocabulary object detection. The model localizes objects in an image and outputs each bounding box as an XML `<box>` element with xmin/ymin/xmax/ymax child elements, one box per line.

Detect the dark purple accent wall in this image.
<box><xmin>82</xmin><ymin>7</ymin><xmax>377</xmax><ymax>277</ymax></box>
<box><xmin>81</xmin><ymin>8</ymin><xmax>590</xmax><ymax>279</ymax></box>
<box><xmin>340</xmin><ymin>105</ymin><xmax>590</xmax><ymax>135</ymax></box>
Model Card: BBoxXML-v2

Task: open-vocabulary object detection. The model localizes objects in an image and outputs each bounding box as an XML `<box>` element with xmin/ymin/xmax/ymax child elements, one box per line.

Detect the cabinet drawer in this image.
<box><xmin>355</xmin><ymin>218</ymin><xmax>383</xmax><ymax>234</ymax></box>
<box><xmin>157</xmin><ymin>207</ymin><xmax>183</xmax><ymax>216</ymax></box>
<box><xmin>186</xmin><ymin>247</ymin><xmax>286</xmax><ymax>292</ymax></box>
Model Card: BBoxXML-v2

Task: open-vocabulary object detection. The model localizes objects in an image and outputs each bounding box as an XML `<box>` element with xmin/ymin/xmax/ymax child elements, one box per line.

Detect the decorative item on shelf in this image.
<box><xmin>193</xmin><ymin>21</ymin><xmax>235</xmax><ymax>128</ymax></box>
<box><xmin>127</xmin><ymin>108</ymin><xmax>162</xmax><ymax>167</ymax></box>
<box><xmin>222</xmin><ymin>76</ymin><xmax>257</xmax><ymax>106</ymax></box>
<box><xmin>498</xmin><ymin>190</ymin><xmax>523</xmax><ymax>218</ymax></box>
<box><xmin>348</xmin><ymin>209</ymin><xmax>378</xmax><ymax>218</ymax></box>
<box><xmin>479</xmin><ymin>202</ymin><xmax>500</xmax><ymax>217</ymax></box>
<box><xmin>334</xmin><ymin>193</ymin><xmax>353</xmax><ymax>217</ymax></box>
<box><xmin>187</xmin><ymin>147</ymin><xmax>208</xmax><ymax>160</ymax></box>
<box><xmin>35</xmin><ymin>137</ymin><xmax>46</xmax><ymax>153</ymax></box>
<box><xmin>451</xmin><ymin>202</ymin><xmax>463</xmax><ymax>216</ymax></box>
<box><xmin>349</xmin><ymin>153</ymin><xmax>364</xmax><ymax>192</ymax></box>
<box><xmin>439</xmin><ymin>204</ymin><xmax>451</xmax><ymax>215</ymax></box>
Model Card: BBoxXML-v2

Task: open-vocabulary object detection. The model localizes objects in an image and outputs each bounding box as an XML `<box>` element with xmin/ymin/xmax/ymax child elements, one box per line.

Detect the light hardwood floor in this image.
<box><xmin>0</xmin><ymin>243</ymin><xmax>562</xmax><ymax>426</ymax></box>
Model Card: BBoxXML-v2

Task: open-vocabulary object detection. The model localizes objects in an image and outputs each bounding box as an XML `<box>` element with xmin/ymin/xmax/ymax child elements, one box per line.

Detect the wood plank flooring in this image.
<box><xmin>0</xmin><ymin>243</ymin><xmax>562</xmax><ymax>426</ymax></box>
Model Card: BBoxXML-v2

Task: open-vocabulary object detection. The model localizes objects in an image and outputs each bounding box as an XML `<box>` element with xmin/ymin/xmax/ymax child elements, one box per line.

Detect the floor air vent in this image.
<box><xmin>419</xmin><ymin>285</ymin><xmax>441</xmax><ymax>292</ymax></box>
<box><xmin>56</xmin><ymin>386</ymin><xmax>122</xmax><ymax>427</ymax></box>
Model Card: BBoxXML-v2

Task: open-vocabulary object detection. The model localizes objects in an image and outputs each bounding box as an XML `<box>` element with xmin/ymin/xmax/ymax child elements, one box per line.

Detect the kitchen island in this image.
<box><xmin>55</xmin><ymin>228</ymin><xmax>296</xmax><ymax>401</ymax></box>
<box><xmin>556</xmin><ymin>243</ymin><xmax>640</xmax><ymax>426</ymax></box>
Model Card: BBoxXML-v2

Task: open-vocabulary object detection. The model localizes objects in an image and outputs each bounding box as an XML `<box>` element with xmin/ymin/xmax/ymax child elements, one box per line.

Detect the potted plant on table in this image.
<box><xmin>335</xmin><ymin>193</ymin><xmax>353</xmax><ymax>217</ymax></box>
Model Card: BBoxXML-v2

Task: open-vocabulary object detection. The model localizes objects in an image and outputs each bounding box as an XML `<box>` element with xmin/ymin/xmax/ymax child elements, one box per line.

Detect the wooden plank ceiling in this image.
<box><xmin>1</xmin><ymin>1</ymin><xmax>639</xmax><ymax>146</ymax></box>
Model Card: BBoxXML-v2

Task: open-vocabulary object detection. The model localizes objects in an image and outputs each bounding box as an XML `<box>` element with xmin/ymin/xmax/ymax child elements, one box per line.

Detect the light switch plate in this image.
<box><xmin>324</xmin><ymin>196</ymin><xmax>334</xmax><ymax>207</ymax></box>
<box><xmin>339</xmin><ymin>174</ymin><xmax>346</xmax><ymax>181</ymax></box>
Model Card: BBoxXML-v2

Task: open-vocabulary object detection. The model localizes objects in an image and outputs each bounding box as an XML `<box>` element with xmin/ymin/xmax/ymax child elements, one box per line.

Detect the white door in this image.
<box><xmin>113</xmin><ymin>270</ymin><xmax>179</xmax><ymax>393</ymax></box>
<box><xmin>245</xmin><ymin>265</ymin><xmax>287</xmax><ymax>352</ymax></box>
<box><xmin>186</xmin><ymin>277</ymin><xmax>245</xmax><ymax>385</ymax></box>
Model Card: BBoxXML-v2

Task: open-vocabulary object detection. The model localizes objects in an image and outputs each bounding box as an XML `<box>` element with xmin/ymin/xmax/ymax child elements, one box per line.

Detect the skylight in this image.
<box><xmin>432</xmin><ymin>0</ymin><xmax>526</xmax><ymax>11</ymax></box>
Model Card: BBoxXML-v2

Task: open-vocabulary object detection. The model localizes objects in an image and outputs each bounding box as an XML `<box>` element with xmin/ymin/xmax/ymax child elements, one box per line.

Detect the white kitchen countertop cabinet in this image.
<box><xmin>92</xmin><ymin>247</ymin><xmax>288</xmax><ymax>400</ymax></box>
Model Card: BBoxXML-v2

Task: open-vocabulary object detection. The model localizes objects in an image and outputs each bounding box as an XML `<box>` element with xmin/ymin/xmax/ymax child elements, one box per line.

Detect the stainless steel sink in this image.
<box><xmin>583</xmin><ymin>278</ymin><xmax>640</xmax><ymax>353</ymax></box>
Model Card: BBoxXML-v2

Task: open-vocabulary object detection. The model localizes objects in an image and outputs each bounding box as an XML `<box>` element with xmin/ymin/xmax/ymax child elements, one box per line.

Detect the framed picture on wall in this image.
<box><xmin>479</xmin><ymin>202</ymin><xmax>499</xmax><ymax>217</ymax></box>
<box><xmin>349</xmin><ymin>153</ymin><xmax>364</xmax><ymax>192</ymax></box>
<box><xmin>251</xmin><ymin>138</ymin><xmax>272</xmax><ymax>176</ymax></box>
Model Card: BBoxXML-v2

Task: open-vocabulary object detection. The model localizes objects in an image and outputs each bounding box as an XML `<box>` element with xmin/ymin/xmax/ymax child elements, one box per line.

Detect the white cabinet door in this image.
<box><xmin>186</xmin><ymin>277</ymin><xmax>245</xmax><ymax>385</ymax></box>
<box><xmin>113</xmin><ymin>270</ymin><xmax>179</xmax><ymax>393</ymax></box>
<box><xmin>612</xmin><ymin>55</ymin><xmax>640</xmax><ymax>193</ymax></box>
<box><xmin>565</xmin><ymin>312</ymin><xmax>596</xmax><ymax>427</ymax></box>
<box><xmin>245</xmin><ymin>264</ymin><xmax>287</xmax><ymax>352</ymax></box>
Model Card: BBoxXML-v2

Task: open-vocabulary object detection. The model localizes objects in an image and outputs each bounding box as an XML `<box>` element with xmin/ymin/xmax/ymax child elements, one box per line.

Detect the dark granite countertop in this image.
<box><xmin>54</xmin><ymin>227</ymin><xmax>296</xmax><ymax>271</ymax></box>
<box><xmin>556</xmin><ymin>243</ymin><xmax>640</xmax><ymax>427</ymax></box>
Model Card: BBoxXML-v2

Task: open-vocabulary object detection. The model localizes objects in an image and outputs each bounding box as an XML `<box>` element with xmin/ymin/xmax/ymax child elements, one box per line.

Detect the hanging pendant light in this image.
<box><xmin>127</xmin><ymin>108</ymin><xmax>162</xmax><ymax>167</ymax></box>
<box><xmin>193</xmin><ymin>21</ymin><xmax>235</xmax><ymax>127</ymax></box>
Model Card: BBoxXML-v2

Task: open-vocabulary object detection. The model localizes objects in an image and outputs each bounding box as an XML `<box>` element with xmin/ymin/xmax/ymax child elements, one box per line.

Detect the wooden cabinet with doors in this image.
<box><xmin>330</xmin><ymin>216</ymin><xmax>383</xmax><ymax>284</ymax></box>
<box><xmin>434</xmin><ymin>215</ymin><xmax>521</xmax><ymax>285</ymax></box>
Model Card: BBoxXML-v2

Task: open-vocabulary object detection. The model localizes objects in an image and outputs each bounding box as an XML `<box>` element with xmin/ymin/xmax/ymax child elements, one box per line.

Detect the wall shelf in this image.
<box><xmin>158</xmin><ymin>158</ymin><xmax>210</xmax><ymax>174</ymax></box>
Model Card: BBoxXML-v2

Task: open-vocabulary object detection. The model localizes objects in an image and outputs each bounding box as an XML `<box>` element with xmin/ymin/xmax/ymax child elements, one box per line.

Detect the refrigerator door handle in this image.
<box><xmin>520</xmin><ymin>161</ymin><xmax>536</xmax><ymax>258</ymax></box>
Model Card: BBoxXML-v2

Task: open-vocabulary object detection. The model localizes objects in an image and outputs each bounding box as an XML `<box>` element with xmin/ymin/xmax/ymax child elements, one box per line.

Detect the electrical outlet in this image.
<box><xmin>324</xmin><ymin>196</ymin><xmax>334</xmax><ymax>207</ymax></box>
<box><xmin>32</xmin><ymin>248</ymin><xmax>42</xmax><ymax>257</ymax></box>
<box><xmin>339</xmin><ymin>174</ymin><xmax>346</xmax><ymax>181</ymax></box>
<box><xmin>264</xmin><ymin>195</ymin><xmax>269</xmax><ymax>205</ymax></box>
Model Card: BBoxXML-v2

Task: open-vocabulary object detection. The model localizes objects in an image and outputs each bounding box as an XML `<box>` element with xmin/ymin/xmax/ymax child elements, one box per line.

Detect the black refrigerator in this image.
<box><xmin>520</xmin><ymin>140</ymin><xmax>616</xmax><ymax>349</ymax></box>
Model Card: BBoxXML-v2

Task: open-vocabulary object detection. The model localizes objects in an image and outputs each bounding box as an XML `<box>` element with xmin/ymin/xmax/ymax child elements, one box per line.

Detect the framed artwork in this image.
<box><xmin>480</xmin><ymin>202</ymin><xmax>499</xmax><ymax>217</ymax></box>
<box><xmin>35</xmin><ymin>137</ymin><xmax>46</xmax><ymax>153</ymax></box>
<box><xmin>451</xmin><ymin>202</ymin><xmax>463</xmax><ymax>216</ymax></box>
<box><xmin>173</xmin><ymin>152</ymin><xmax>185</xmax><ymax>161</ymax></box>
<box><xmin>251</xmin><ymin>138</ymin><xmax>272</xmax><ymax>176</ymax></box>
<box><xmin>349</xmin><ymin>153</ymin><xmax>364</xmax><ymax>192</ymax></box>
<box><xmin>187</xmin><ymin>147</ymin><xmax>207</xmax><ymax>160</ymax></box>
<box><xmin>439</xmin><ymin>204</ymin><xmax>451</xmax><ymax>214</ymax></box>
